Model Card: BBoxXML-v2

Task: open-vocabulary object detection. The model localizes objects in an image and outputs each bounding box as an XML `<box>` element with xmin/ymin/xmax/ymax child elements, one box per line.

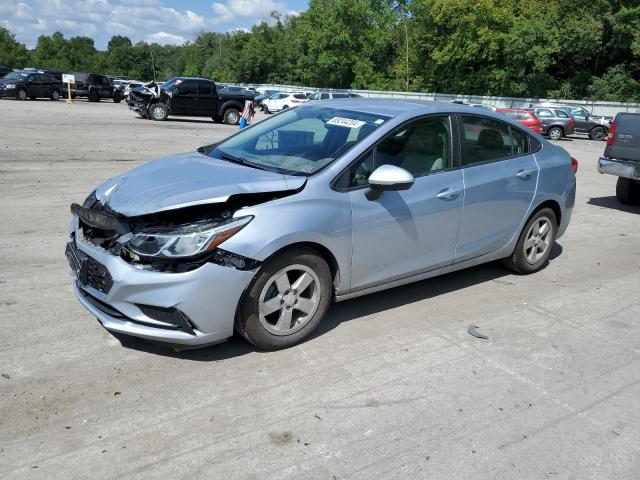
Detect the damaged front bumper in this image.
<box><xmin>69</xmin><ymin>230</ymin><xmax>255</xmax><ymax>347</ymax></box>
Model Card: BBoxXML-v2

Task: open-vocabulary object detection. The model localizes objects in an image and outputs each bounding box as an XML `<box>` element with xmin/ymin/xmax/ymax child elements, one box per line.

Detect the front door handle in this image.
<box><xmin>436</xmin><ymin>188</ymin><xmax>460</xmax><ymax>200</ymax></box>
<box><xmin>516</xmin><ymin>169</ymin><xmax>535</xmax><ymax>179</ymax></box>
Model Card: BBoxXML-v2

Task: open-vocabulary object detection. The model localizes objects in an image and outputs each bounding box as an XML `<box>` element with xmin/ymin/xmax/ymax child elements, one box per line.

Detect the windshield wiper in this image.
<box><xmin>218</xmin><ymin>152</ymin><xmax>268</xmax><ymax>171</ymax></box>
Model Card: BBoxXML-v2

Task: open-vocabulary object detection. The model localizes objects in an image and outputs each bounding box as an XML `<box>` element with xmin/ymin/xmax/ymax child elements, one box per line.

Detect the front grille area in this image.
<box><xmin>86</xmin><ymin>257</ymin><xmax>113</xmax><ymax>293</ymax></box>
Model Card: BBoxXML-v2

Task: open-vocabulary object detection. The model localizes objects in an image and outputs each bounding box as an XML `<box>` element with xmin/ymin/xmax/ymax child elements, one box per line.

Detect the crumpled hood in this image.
<box><xmin>95</xmin><ymin>151</ymin><xmax>306</xmax><ymax>217</ymax></box>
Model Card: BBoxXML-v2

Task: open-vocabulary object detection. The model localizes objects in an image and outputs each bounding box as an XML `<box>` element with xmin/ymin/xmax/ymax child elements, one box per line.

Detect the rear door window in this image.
<box><xmin>198</xmin><ymin>81</ymin><xmax>214</xmax><ymax>95</ymax></box>
<box><xmin>536</xmin><ymin>109</ymin><xmax>554</xmax><ymax>118</ymax></box>
<box><xmin>332</xmin><ymin>93</ymin><xmax>349</xmax><ymax>98</ymax></box>
<box><xmin>320</xmin><ymin>93</ymin><xmax>329</xmax><ymax>100</ymax></box>
<box><xmin>554</xmin><ymin>109</ymin><xmax>569</xmax><ymax>118</ymax></box>
<box><xmin>461</xmin><ymin>116</ymin><xmax>513</xmax><ymax>165</ymax></box>
<box><xmin>293</xmin><ymin>94</ymin><xmax>307</xmax><ymax>99</ymax></box>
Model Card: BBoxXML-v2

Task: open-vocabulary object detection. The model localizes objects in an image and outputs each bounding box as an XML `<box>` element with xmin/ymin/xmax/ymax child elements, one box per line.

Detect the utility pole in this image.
<box><xmin>150</xmin><ymin>48</ymin><xmax>156</xmax><ymax>81</ymax></box>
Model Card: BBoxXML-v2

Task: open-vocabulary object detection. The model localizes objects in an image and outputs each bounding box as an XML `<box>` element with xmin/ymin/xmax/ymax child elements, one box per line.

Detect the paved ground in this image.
<box><xmin>0</xmin><ymin>99</ymin><xmax>638</xmax><ymax>479</ymax></box>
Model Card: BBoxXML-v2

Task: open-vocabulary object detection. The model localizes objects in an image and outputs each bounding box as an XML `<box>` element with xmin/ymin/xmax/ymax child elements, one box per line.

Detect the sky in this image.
<box><xmin>0</xmin><ymin>0</ymin><xmax>309</xmax><ymax>49</ymax></box>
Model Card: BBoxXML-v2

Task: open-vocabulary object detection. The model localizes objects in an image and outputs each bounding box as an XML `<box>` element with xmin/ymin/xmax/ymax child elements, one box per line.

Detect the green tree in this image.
<box><xmin>0</xmin><ymin>27</ymin><xmax>30</xmax><ymax>68</ymax></box>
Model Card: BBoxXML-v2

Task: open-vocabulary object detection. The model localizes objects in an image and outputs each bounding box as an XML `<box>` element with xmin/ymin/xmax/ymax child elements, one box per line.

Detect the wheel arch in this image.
<box><xmin>529</xmin><ymin>199</ymin><xmax>561</xmax><ymax>228</ymax></box>
<box><xmin>260</xmin><ymin>242</ymin><xmax>341</xmax><ymax>296</ymax></box>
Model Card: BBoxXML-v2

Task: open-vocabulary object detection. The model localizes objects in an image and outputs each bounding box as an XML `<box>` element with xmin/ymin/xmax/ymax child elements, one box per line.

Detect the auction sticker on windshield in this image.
<box><xmin>326</xmin><ymin>117</ymin><xmax>366</xmax><ymax>128</ymax></box>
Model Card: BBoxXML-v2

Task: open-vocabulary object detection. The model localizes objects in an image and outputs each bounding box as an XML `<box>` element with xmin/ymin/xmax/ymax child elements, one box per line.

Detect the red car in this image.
<box><xmin>497</xmin><ymin>109</ymin><xmax>542</xmax><ymax>134</ymax></box>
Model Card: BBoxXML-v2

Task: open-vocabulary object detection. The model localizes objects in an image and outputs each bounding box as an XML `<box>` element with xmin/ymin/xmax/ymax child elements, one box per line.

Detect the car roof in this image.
<box><xmin>298</xmin><ymin>99</ymin><xmax>515</xmax><ymax>119</ymax></box>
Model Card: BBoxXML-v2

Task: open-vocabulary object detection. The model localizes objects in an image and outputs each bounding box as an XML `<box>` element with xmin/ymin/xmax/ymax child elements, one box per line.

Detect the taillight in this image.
<box><xmin>607</xmin><ymin>120</ymin><xmax>617</xmax><ymax>145</ymax></box>
<box><xmin>569</xmin><ymin>118</ymin><xmax>575</xmax><ymax>127</ymax></box>
<box><xmin>571</xmin><ymin>157</ymin><xmax>578</xmax><ymax>174</ymax></box>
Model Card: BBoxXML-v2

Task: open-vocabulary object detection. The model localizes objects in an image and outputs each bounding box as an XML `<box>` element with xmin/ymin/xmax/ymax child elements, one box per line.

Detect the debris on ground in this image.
<box><xmin>467</xmin><ymin>325</ymin><xmax>489</xmax><ymax>340</ymax></box>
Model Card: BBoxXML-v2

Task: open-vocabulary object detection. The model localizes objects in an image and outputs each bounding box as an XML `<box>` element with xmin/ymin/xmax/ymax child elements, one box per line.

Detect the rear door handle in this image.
<box><xmin>516</xmin><ymin>169</ymin><xmax>535</xmax><ymax>179</ymax></box>
<box><xmin>436</xmin><ymin>188</ymin><xmax>460</xmax><ymax>200</ymax></box>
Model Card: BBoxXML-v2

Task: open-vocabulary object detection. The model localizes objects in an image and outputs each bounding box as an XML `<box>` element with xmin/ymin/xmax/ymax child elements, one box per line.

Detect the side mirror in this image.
<box><xmin>368</xmin><ymin>164</ymin><xmax>415</xmax><ymax>191</ymax></box>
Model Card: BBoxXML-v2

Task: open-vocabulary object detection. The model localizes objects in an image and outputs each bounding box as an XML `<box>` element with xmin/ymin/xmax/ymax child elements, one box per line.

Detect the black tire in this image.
<box><xmin>211</xmin><ymin>116</ymin><xmax>221</xmax><ymax>123</ymax></box>
<box><xmin>236</xmin><ymin>247</ymin><xmax>333</xmax><ymax>350</ymax></box>
<box><xmin>29</xmin><ymin>96</ymin><xmax>36</xmax><ymax>100</ymax></box>
<box><xmin>263</xmin><ymin>106</ymin><xmax>271</xmax><ymax>114</ymax></box>
<box><xmin>223</xmin><ymin>108</ymin><xmax>240</xmax><ymax>125</ymax></box>
<box><xmin>16</xmin><ymin>88</ymin><xmax>27</xmax><ymax>101</ymax></box>
<box><xmin>88</xmin><ymin>90</ymin><xmax>100</xmax><ymax>102</ymax></box>
<box><xmin>502</xmin><ymin>208</ymin><xmax>557</xmax><ymax>274</ymax></box>
<box><xmin>589</xmin><ymin>126</ymin><xmax>607</xmax><ymax>141</ymax></box>
<box><xmin>50</xmin><ymin>89</ymin><xmax>60</xmax><ymax>101</ymax></box>
<box><xmin>282</xmin><ymin>105</ymin><xmax>289</xmax><ymax>110</ymax></box>
<box><xmin>113</xmin><ymin>91</ymin><xmax>122</xmax><ymax>103</ymax></box>
<box><xmin>149</xmin><ymin>102</ymin><xmax>168</xmax><ymax>121</ymax></box>
<box><xmin>616</xmin><ymin>177</ymin><xmax>640</xmax><ymax>205</ymax></box>
<box><xmin>547</xmin><ymin>126</ymin><xmax>563</xmax><ymax>141</ymax></box>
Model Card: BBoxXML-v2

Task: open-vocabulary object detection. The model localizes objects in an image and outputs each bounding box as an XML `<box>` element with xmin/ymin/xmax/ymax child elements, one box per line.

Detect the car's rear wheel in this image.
<box><xmin>547</xmin><ymin>126</ymin><xmax>563</xmax><ymax>140</ymax></box>
<box><xmin>590</xmin><ymin>126</ymin><xmax>607</xmax><ymax>141</ymax></box>
<box><xmin>616</xmin><ymin>177</ymin><xmax>640</xmax><ymax>205</ymax></box>
<box><xmin>16</xmin><ymin>88</ymin><xmax>27</xmax><ymax>101</ymax></box>
<box><xmin>236</xmin><ymin>247</ymin><xmax>332</xmax><ymax>350</ymax></box>
<box><xmin>223</xmin><ymin>108</ymin><xmax>240</xmax><ymax>125</ymax></box>
<box><xmin>50</xmin><ymin>89</ymin><xmax>60</xmax><ymax>101</ymax></box>
<box><xmin>149</xmin><ymin>102</ymin><xmax>168</xmax><ymax>121</ymax></box>
<box><xmin>503</xmin><ymin>208</ymin><xmax>557</xmax><ymax>274</ymax></box>
<box><xmin>88</xmin><ymin>90</ymin><xmax>100</xmax><ymax>102</ymax></box>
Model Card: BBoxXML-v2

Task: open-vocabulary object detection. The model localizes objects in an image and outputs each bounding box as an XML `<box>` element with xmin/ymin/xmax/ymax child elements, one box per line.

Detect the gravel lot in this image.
<box><xmin>0</xmin><ymin>99</ymin><xmax>639</xmax><ymax>479</ymax></box>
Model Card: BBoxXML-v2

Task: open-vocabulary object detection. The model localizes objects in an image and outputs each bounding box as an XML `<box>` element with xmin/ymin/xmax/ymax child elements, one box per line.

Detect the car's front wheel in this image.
<box><xmin>503</xmin><ymin>208</ymin><xmax>557</xmax><ymax>274</ymax></box>
<box><xmin>50</xmin><ymin>89</ymin><xmax>60</xmax><ymax>101</ymax></box>
<box><xmin>88</xmin><ymin>90</ymin><xmax>100</xmax><ymax>102</ymax></box>
<box><xmin>236</xmin><ymin>248</ymin><xmax>332</xmax><ymax>350</ymax></box>
<box><xmin>590</xmin><ymin>126</ymin><xmax>607</xmax><ymax>141</ymax></box>
<box><xmin>16</xmin><ymin>88</ymin><xmax>27</xmax><ymax>100</ymax></box>
<box><xmin>149</xmin><ymin>102</ymin><xmax>168</xmax><ymax>121</ymax></box>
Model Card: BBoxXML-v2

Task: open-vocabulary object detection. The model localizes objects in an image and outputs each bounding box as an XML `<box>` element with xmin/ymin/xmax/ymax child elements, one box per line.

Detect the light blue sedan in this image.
<box><xmin>67</xmin><ymin>100</ymin><xmax>577</xmax><ymax>350</ymax></box>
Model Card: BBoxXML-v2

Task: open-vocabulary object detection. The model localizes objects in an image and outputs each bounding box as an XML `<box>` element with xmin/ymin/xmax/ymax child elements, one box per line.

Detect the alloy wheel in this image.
<box><xmin>548</xmin><ymin>128</ymin><xmax>562</xmax><ymax>140</ymax></box>
<box><xmin>17</xmin><ymin>89</ymin><xmax>26</xmax><ymax>100</ymax></box>
<box><xmin>258</xmin><ymin>264</ymin><xmax>321</xmax><ymax>336</ymax></box>
<box><xmin>151</xmin><ymin>105</ymin><xmax>165</xmax><ymax>120</ymax></box>
<box><xmin>523</xmin><ymin>216</ymin><xmax>552</xmax><ymax>264</ymax></box>
<box><xmin>592</xmin><ymin>126</ymin><xmax>606</xmax><ymax>140</ymax></box>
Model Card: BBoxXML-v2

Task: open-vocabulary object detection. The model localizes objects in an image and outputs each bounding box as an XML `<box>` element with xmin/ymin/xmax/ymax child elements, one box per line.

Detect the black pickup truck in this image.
<box><xmin>127</xmin><ymin>77</ymin><xmax>255</xmax><ymax>124</ymax></box>
<box><xmin>598</xmin><ymin>113</ymin><xmax>640</xmax><ymax>204</ymax></box>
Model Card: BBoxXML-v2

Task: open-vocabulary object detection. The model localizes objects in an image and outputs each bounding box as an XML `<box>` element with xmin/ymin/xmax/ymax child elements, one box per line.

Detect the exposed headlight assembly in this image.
<box><xmin>5</xmin><ymin>84</ymin><xmax>16</xmax><ymax>89</ymax></box>
<box><xmin>125</xmin><ymin>216</ymin><xmax>253</xmax><ymax>259</ymax></box>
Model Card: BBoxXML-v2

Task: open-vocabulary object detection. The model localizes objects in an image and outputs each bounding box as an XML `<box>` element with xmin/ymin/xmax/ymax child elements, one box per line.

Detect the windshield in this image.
<box><xmin>3</xmin><ymin>72</ymin><xmax>28</xmax><ymax>80</ymax></box>
<box><xmin>210</xmin><ymin>106</ymin><xmax>389</xmax><ymax>176</ymax></box>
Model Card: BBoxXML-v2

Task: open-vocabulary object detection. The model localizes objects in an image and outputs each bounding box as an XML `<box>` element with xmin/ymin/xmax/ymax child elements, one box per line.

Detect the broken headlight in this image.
<box><xmin>124</xmin><ymin>216</ymin><xmax>253</xmax><ymax>259</ymax></box>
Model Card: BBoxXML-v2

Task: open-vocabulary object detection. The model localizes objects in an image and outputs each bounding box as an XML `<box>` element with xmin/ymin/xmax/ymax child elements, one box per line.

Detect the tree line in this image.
<box><xmin>1</xmin><ymin>0</ymin><xmax>639</xmax><ymax>102</ymax></box>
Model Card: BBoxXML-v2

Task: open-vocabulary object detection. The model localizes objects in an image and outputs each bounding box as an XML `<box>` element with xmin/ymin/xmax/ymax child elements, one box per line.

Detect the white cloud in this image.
<box><xmin>145</xmin><ymin>31</ymin><xmax>187</xmax><ymax>45</ymax></box>
<box><xmin>1</xmin><ymin>0</ymin><xmax>301</xmax><ymax>49</ymax></box>
<box><xmin>211</xmin><ymin>0</ymin><xmax>288</xmax><ymax>24</ymax></box>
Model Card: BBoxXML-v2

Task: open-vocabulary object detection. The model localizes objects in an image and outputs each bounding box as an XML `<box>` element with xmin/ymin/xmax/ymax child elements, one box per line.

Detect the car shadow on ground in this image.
<box><xmin>587</xmin><ymin>196</ymin><xmax>639</xmax><ymax>214</ymax></box>
<box><xmin>114</xmin><ymin>243</ymin><xmax>563</xmax><ymax>360</ymax></box>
